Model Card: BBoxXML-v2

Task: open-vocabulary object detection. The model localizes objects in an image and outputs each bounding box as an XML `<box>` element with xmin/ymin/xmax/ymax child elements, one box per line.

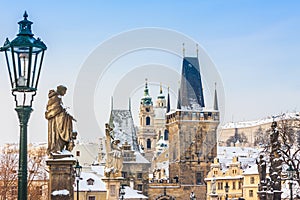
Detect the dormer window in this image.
<box><xmin>87</xmin><ymin>178</ymin><xmax>95</xmax><ymax>185</ymax></box>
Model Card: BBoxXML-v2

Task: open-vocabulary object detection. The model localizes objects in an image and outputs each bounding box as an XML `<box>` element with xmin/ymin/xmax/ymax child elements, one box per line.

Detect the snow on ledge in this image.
<box><xmin>51</xmin><ymin>190</ymin><xmax>70</xmax><ymax>196</ymax></box>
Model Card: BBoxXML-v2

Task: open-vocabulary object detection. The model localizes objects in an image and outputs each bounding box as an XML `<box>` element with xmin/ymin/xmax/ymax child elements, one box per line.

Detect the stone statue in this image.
<box><xmin>45</xmin><ymin>85</ymin><xmax>77</xmax><ymax>156</ymax></box>
<box><xmin>104</xmin><ymin>123</ymin><xmax>123</xmax><ymax>177</ymax></box>
<box><xmin>211</xmin><ymin>175</ymin><xmax>216</xmax><ymax>194</ymax></box>
<box><xmin>256</xmin><ymin>155</ymin><xmax>266</xmax><ymax>182</ymax></box>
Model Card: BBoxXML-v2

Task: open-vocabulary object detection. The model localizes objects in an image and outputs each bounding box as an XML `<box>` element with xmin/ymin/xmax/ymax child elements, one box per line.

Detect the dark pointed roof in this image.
<box><xmin>214</xmin><ymin>84</ymin><xmax>218</xmax><ymax>111</ymax></box>
<box><xmin>177</xmin><ymin>57</ymin><xmax>205</xmax><ymax>110</ymax></box>
<box><xmin>167</xmin><ymin>87</ymin><xmax>171</xmax><ymax>113</ymax></box>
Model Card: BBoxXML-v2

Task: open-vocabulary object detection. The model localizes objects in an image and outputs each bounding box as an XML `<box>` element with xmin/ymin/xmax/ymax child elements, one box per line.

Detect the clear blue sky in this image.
<box><xmin>0</xmin><ymin>1</ymin><xmax>299</xmax><ymax>144</ymax></box>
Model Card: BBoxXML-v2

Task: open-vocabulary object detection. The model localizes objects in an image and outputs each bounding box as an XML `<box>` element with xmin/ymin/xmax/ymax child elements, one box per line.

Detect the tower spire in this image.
<box><xmin>141</xmin><ymin>78</ymin><xmax>153</xmax><ymax>106</ymax></box>
<box><xmin>129</xmin><ymin>98</ymin><xmax>131</xmax><ymax>111</ymax></box>
<box><xmin>111</xmin><ymin>96</ymin><xmax>113</xmax><ymax>110</ymax></box>
<box><xmin>160</xmin><ymin>83</ymin><xmax>163</xmax><ymax>94</ymax></box>
<box><xmin>167</xmin><ymin>86</ymin><xmax>171</xmax><ymax>113</ymax></box>
<box><xmin>177</xmin><ymin>81</ymin><xmax>181</xmax><ymax>109</ymax></box>
<box><xmin>182</xmin><ymin>43</ymin><xmax>185</xmax><ymax>57</ymax></box>
<box><xmin>213</xmin><ymin>82</ymin><xmax>219</xmax><ymax>111</ymax></box>
<box><xmin>178</xmin><ymin>56</ymin><xmax>205</xmax><ymax>109</ymax></box>
<box><xmin>144</xmin><ymin>78</ymin><xmax>149</xmax><ymax>96</ymax></box>
<box><xmin>196</xmin><ymin>43</ymin><xmax>199</xmax><ymax>58</ymax></box>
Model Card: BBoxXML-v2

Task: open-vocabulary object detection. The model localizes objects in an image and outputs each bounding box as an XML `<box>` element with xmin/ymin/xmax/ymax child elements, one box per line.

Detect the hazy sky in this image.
<box><xmin>0</xmin><ymin>1</ymin><xmax>299</xmax><ymax>145</ymax></box>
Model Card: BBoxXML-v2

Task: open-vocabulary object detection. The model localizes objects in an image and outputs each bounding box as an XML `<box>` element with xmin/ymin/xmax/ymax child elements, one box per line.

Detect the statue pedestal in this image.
<box><xmin>46</xmin><ymin>153</ymin><xmax>76</xmax><ymax>200</ymax></box>
<box><xmin>102</xmin><ymin>175</ymin><xmax>124</xmax><ymax>200</ymax></box>
<box><xmin>209</xmin><ymin>193</ymin><xmax>218</xmax><ymax>200</ymax></box>
<box><xmin>257</xmin><ymin>191</ymin><xmax>267</xmax><ymax>200</ymax></box>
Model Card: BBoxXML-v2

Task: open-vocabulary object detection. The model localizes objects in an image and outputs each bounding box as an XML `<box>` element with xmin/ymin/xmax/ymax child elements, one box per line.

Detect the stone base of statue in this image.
<box><xmin>257</xmin><ymin>191</ymin><xmax>267</xmax><ymax>200</ymax></box>
<box><xmin>102</xmin><ymin>173</ymin><xmax>124</xmax><ymax>200</ymax></box>
<box><xmin>209</xmin><ymin>193</ymin><xmax>218</xmax><ymax>200</ymax></box>
<box><xmin>46</xmin><ymin>151</ymin><xmax>76</xmax><ymax>200</ymax></box>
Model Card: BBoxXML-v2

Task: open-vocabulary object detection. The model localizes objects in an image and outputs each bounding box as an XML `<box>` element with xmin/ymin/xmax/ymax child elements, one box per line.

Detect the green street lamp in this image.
<box><xmin>75</xmin><ymin>161</ymin><xmax>82</xmax><ymax>200</ymax></box>
<box><xmin>287</xmin><ymin>164</ymin><xmax>295</xmax><ymax>200</ymax></box>
<box><xmin>0</xmin><ymin>12</ymin><xmax>46</xmax><ymax>200</ymax></box>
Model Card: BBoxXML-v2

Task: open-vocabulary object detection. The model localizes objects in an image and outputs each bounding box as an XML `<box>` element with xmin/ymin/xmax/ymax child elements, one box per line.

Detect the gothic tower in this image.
<box><xmin>166</xmin><ymin>56</ymin><xmax>220</xmax><ymax>199</ymax></box>
<box><xmin>138</xmin><ymin>79</ymin><xmax>157</xmax><ymax>161</ymax></box>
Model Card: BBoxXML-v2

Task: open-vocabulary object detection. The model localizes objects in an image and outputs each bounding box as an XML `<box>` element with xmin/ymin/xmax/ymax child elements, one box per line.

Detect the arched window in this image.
<box><xmin>146</xmin><ymin>117</ymin><xmax>150</xmax><ymax>125</ymax></box>
<box><xmin>147</xmin><ymin>139</ymin><xmax>151</xmax><ymax>149</ymax></box>
<box><xmin>164</xmin><ymin>129</ymin><xmax>169</xmax><ymax>140</ymax></box>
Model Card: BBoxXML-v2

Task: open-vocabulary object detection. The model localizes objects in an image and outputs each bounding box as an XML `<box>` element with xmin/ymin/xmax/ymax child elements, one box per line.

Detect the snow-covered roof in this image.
<box><xmin>218</xmin><ymin>146</ymin><xmax>259</xmax><ymax>159</ymax></box>
<box><xmin>109</xmin><ymin>110</ymin><xmax>139</xmax><ymax>151</ymax></box>
<box><xmin>73</xmin><ymin>142</ymin><xmax>99</xmax><ymax>166</ymax></box>
<box><xmin>123</xmin><ymin>186</ymin><xmax>148</xmax><ymax>199</ymax></box>
<box><xmin>124</xmin><ymin>152</ymin><xmax>150</xmax><ymax>164</ymax></box>
<box><xmin>217</xmin><ymin>146</ymin><xmax>259</xmax><ymax>170</ymax></box>
<box><xmin>75</xmin><ymin>172</ymin><xmax>106</xmax><ymax>192</ymax></box>
<box><xmin>91</xmin><ymin>165</ymin><xmax>105</xmax><ymax>177</ymax></box>
<box><xmin>222</xmin><ymin>112</ymin><xmax>300</xmax><ymax>129</ymax></box>
<box><xmin>243</xmin><ymin>164</ymin><xmax>258</xmax><ymax>175</ymax></box>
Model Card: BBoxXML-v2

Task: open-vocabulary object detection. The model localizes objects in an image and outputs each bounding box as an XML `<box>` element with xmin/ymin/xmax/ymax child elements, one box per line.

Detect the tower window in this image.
<box><xmin>146</xmin><ymin>108</ymin><xmax>150</xmax><ymax>112</ymax></box>
<box><xmin>196</xmin><ymin>172</ymin><xmax>203</xmax><ymax>185</ymax></box>
<box><xmin>164</xmin><ymin>130</ymin><xmax>169</xmax><ymax>140</ymax></box>
<box><xmin>146</xmin><ymin>117</ymin><xmax>150</xmax><ymax>125</ymax></box>
<box><xmin>137</xmin><ymin>172</ymin><xmax>143</xmax><ymax>179</ymax></box>
<box><xmin>147</xmin><ymin>139</ymin><xmax>151</xmax><ymax>149</ymax></box>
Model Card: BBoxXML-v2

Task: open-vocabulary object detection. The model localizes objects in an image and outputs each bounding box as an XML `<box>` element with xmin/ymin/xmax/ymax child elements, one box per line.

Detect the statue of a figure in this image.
<box><xmin>256</xmin><ymin>155</ymin><xmax>267</xmax><ymax>182</ymax></box>
<box><xmin>45</xmin><ymin>85</ymin><xmax>77</xmax><ymax>156</ymax></box>
<box><xmin>104</xmin><ymin>123</ymin><xmax>123</xmax><ymax>176</ymax></box>
<box><xmin>211</xmin><ymin>175</ymin><xmax>216</xmax><ymax>194</ymax></box>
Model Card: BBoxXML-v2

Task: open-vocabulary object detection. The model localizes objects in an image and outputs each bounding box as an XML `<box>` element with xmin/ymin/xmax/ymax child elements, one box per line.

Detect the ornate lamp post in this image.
<box><xmin>119</xmin><ymin>185</ymin><xmax>125</xmax><ymax>200</ymax></box>
<box><xmin>225</xmin><ymin>182</ymin><xmax>229</xmax><ymax>200</ymax></box>
<box><xmin>0</xmin><ymin>12</ymin><xmax>46</xmax><ymax>200</ymax></box>
<box><xmin>287</xmin><ymin>164</ymin><xmax>295</xmax><ymax>200</ymax></box>
<box><xmin>75</xmin><ymin>160</ymin><xmax>82</xmax><ymax>200</ymax></box>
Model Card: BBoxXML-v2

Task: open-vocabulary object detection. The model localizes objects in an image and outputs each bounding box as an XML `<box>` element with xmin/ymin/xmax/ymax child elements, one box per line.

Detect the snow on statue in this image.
<box><xmin>104</xmin><ymin>123</ymin><xmax>123</xmax><ymax>177</ymax></box>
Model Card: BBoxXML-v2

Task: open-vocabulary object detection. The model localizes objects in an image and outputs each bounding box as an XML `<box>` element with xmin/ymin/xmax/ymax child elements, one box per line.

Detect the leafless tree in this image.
<box><xmin>0</xmin><ymin>144</ymin><xmax>18</xmax><ymax>200</ymax></box>
<box><xmin>0</xmin><ymin>144</ymin><xmax>48</xmax><ymax>200</ymax></box>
